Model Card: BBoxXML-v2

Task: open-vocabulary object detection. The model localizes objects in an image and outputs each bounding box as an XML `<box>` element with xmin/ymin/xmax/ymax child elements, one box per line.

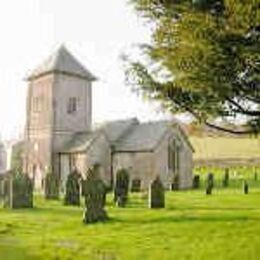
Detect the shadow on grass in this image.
<box><xmin>167</xmin><ymin>206</ymin><xmax>260</xmax><ymax>211</ymax></box>
<box><xmin>108</xmin><ymin>214</ymin><xmax>260</xmax><ymax>225</ymax></box>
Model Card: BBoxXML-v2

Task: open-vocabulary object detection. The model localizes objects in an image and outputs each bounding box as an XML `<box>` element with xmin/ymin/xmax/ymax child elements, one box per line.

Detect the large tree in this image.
<box><xmin>126</xmin><ymin>0</ymin><xmax>260</xmax><ymax>134</ymax></box>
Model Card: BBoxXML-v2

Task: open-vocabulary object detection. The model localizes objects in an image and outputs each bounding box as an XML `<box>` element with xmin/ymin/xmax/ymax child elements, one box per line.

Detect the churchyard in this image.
<box><xmin>0</xmin><ymin>167</ymin><xmax>259</xmax><ymax>259</ymax></box>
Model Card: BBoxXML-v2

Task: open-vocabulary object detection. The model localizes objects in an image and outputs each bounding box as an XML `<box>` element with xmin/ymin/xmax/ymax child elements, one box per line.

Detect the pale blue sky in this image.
<box><xmin>0</xmin><ymin>0</ymin><xmax>173</xmax><ymax>140</ymax></box>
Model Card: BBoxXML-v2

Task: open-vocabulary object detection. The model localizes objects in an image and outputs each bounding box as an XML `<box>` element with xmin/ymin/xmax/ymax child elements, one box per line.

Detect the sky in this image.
<box><xmin>0</xmin><ymin>0</ymin><xmax>173</xmax><ymax>140</ymax></box>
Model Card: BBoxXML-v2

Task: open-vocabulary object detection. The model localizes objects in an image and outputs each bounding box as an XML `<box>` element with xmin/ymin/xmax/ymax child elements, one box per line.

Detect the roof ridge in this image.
<box><xmin>27</xmin><ymin>46</ymin><xmax>97</xmax><ymax>81</ymax></box>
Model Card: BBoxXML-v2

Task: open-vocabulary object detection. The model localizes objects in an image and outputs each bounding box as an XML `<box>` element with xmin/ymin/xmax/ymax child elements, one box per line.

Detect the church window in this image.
<box><xmin>33</xmin><ymin>97</ymin><xmax>42</xmax><ymax>112</ymax></box>
<box><xmin>168</xmin><ymin>139</ymin><xmax>180</xmax><ymax>173</ymax></box>
<box><xmin>67</xmin><ymin>97</ymin><xmax>78</xmax><ymax>114</ymax></box>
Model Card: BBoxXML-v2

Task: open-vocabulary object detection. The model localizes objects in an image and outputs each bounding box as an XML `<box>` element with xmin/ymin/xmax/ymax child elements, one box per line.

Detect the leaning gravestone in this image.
<box><xmin>243</xmin><ymin>181</ymin><xmax>249</xmax><ymax>194</ymax></box>
<box><xmin>44</xmin><ymin>168</ymin><xmax>59</xmax><ymax>200</ymax></box>
<box><xmin>193</xmin><ymin>175</ymin><xmax>200</xmax><ymax>189</ymax></box>
<box><xmin>114</xmin><ymin>169</ymin><xmax>129</xmax><ymax>207</ymax></box>
<box><xmin>64</xmin><ymin>170</ymin><xmax>81</xmax><ymax>206</ymax></box>
<box><xmin>83</xmin><ymin>165</ymin><xmax>108</xmax><ymax>224</ymax></box>
<box><xmin>4</xmin><ymin>172</ymin><xmax>33</xmax><ymax>209</ymax></box>
<box><xmin>149</xmin><ymin>176</ymin><xmax>165</xmax><ymax>208</ymax></box>
<box><xmin>206</xmin><ymin>173</ymin><xmax>214</xmax><ymax>195</ymax></box>
<box><xmin>222</xmin><ymin>168</ymin><xmax>229</xmax><ymax>187</ymax></box>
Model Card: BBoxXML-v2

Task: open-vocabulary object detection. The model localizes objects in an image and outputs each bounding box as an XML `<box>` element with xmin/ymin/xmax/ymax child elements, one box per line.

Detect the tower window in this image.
<box><xmin>33</xmin><ymin>97</ymin><xmax>43</xmax><ymax>112</ymax></box>
<box><xmin>67</xmin><ymin>97</ymin><xmax>78</xmax><ymax>114</ymax></box>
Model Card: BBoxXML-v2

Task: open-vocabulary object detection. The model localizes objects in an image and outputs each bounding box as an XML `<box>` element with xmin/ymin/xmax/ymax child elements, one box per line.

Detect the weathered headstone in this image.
<box><xmin>193</xmin><ymin>175</ymin><xmax>200</xmax><ymax>189</ymax></box>
<box><xmin>149</xmin><ymin>176</ymin><xmax>165</xmax><ymax>208</ymax></box>
<box><xmin>64</xmin><ymin>170</ymin><xmax>81</xmax><ymax>206</ymax></box>
<box><xmin>44</xmin><ymin>168</ymin><xmax>59</xmax><ymax>200</ymax></box>
<box><xmin>83</xmin><ymin>164</ymin><xmax>108</xmax><ymax>224</ymax></box>
<box><xmin>206</xmin><ymin>183</ymin><xmax>213</xmax><ymax>195</ymax></box>
<box><xmin>243</xmin><ymin>181</ymin><xmax>249</xmax><ymax>194</ymax></box>
<box><xmin>4</xmin><ymin>172</ymin><xmax>33</xmax><ymax>209</ymax></box>
<box><xmin>207</xmin><ymin>173</ymin><xmax>214</xmax><ymax>187</ymax></box>
<box><xmin>222</xmin><ymin>168</ymin><xmax>229</xmax><ymax>187</ymax></box>
<box><xmin>206</xmin><ymin>173</ymin><xmax>214</xmax><ymax>195</ymax></box>
<box><xmin>131</xmin><ymin>178</ymin><xmax>141</xmax><ymax>192</ymax></box>
<box><xmin>114</xmin><ymin>169</ymin><xmax>129</xmax><ymax>207</ymax></box>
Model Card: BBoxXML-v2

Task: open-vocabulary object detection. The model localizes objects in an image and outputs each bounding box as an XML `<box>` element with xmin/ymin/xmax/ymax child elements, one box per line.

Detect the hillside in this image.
<box><xmin>190</xmin><ymin>137</ymin><xmax>260</xmax><ymax>166</ymax></box>
<box><xmin>182</xmin><ymin>123</ymin><xmax>260</xmax><ymax>166</ymax></box>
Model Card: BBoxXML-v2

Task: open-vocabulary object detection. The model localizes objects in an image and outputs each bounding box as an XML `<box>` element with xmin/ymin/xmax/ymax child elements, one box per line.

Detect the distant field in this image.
<box><xmin>190</xmin><ymin>137</ymin><xmax>260</xmax><ymax>166</ymax></box>
<box><xmin>0</xmin><ymin>186</ymin><xmax>260</xmax><ymax>260</ymax></box>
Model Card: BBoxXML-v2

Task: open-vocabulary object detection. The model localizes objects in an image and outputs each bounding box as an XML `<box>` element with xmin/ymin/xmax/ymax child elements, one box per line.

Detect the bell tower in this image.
<box><xmin>23</xmin><ymin>46</ymin><xmax>96</xmax><ymax>189</ymax></box>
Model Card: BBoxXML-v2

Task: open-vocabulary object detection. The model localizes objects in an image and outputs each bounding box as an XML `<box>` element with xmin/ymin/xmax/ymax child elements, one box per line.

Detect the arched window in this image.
<box><xmin>168</xmin><ymin>139</ymin><xmax>181</xmax><ymax>173</ymax></box>
<box><xmin>67</xmin><ymin>97</ymin><xmax>78</xmax><ymax>114</ymax></box>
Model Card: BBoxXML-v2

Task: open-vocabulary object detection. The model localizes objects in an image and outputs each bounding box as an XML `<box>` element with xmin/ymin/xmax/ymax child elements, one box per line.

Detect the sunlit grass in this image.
<box><xmin>0</xmin><ymin>184</ymin><xmax>260</xmax><ymax>259</ymax></box>
<box><xmin>190</xmin><ymin>137</ymin><xmax>260</xmax><ymax>160</ymax></box>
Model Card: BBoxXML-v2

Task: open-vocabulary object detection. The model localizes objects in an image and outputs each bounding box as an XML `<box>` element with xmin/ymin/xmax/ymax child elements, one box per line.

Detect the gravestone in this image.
<box><xmin>193</xmin><ymin>175</ymin><xmax>200</xmax><ymax>189</ymax></box>
<box><xmin>206</xmin><ymin>173</ymin><xmax>214</xmax><ymax>195</ymax></box>
<box><xmin>4</xmin><ymin>172</ymin><xmax>33</xmax><ymax>209</ymax></box>
<box><xmin>207</xmin><ymin>173</ymin><xmax>214</xmax><ymax>187</ymax></box>
<box><xmin>114</xmin><ymin>169</ymin><xmax>129</xmax><ymax>207</ymax></box>
<box><xmin>222</xmin><ymin>168</ymin><xmax>229</xmax><ymax>187</ymax></box>
<box><xmin>243</xmin><ymin>181</ymin><xmax>249</xmax><ymax>194</ymax></box>
<box><xmin>64</xmin><ymin>170</ymin><xmax>81</xmax><ymax>206</ymax></box>
<box><xmin>44</xmin><ymin>168</ymin><xmax>59</xmax><ymax>200</ymax></box>
<box><xmin>171</xmin><ymin>174</ymin><xmax>179</xmax><ymax>190</ymax></box>
<box><xmin>131</xmin><ymin>178</ymin><xmax>141</xmax><ymax>192</ymax></box>
<box><xmin>149</xmin><ymin>176</ymin><xmax>165</xmax><ymax>208</ymax></box>
<box><xmin>206</xmin><ymin>183</ymin><xmax>213</xmax><ymax>195</ymax></box>
<box><xmin>83</xmin><ymin>164</ymin><xmax>108</xmax><ymax>224</ymax></box>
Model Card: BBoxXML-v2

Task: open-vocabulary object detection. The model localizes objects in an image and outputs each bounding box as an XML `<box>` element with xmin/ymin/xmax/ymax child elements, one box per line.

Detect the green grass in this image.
<box><xmin>190</xmin><ymin>136</ymin><xmax>260</xmax><ymax>160</ymax></box>
<box><xmin>0</xmin><ymin>185</ymin><xmax>260</xmax><ymax>260</ymax></box>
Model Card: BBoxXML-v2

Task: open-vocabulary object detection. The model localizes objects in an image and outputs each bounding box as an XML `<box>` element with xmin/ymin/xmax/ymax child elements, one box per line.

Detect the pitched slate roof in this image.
<box><xmin>61</xmin><ymin>132</ymin><xmax>100</xmax><ymax>153</ymax></box>
<box><xmin>114</xmin><ymin>121</ymin><xmax>170</xmax><ymax>152</ymax></box>
<box><xmin>100</xmin><ymin>118</ymin><xmax>139</xmax><ymax>144</ymax></box>
<box><xmin>59</xmin><ymin>118</ymin><xmax>194</xmax><ymax>154</ymax></box>
<box><xmin>27</xmin><ymin>46</ymin><xmax>97</xmax><ymax>81</ymax></box>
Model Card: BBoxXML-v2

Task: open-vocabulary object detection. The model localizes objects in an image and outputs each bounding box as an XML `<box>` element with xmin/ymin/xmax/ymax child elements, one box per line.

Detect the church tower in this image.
<box><xmin>24</xmin><ymin>46</ymin><xmax>96</xmax><ymax>189</ymax></box>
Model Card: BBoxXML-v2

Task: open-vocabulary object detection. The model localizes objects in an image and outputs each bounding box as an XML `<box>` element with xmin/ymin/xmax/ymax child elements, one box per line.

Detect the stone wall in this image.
<box><xmin>113</xmin><ymin>127</ymin><xmax>193</xmax><ymax>190</ymax></box>
<box><xmin>53</xmin><ymin>73</ymin><xmax>92</xmax><ymax>135</ymax></box>
<box><xmin>24</xmin><ymin>74</ymin><xmax>54</xmax><ymax>188</ymax></box>
<box><xmin>59</xmin><ymin>133</ymin><xmax>111</xmax><ymax>187</ymax></box>
<box><xmin>24</xmin><ymin>72</ymin><xmax>93</xmax><ymax>190</ymax></box>
<box><xmin>113</xmin><ymin>152</ymin><xmax>154</xmax><ymax>190</ymax></box>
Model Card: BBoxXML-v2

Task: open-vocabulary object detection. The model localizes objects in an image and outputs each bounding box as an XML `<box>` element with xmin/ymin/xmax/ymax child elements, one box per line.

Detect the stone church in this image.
<box><xmin>23</xmin><ymin>46</ymin><xmax>193</xmax><ymax>191</ymax></box>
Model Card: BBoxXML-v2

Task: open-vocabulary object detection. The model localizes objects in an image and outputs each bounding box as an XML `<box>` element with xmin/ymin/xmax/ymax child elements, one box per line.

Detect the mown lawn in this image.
<box><xmin>0</xmin><ymin>186</ymin><xmax>260</xmax><ymax>260</ymax></box>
